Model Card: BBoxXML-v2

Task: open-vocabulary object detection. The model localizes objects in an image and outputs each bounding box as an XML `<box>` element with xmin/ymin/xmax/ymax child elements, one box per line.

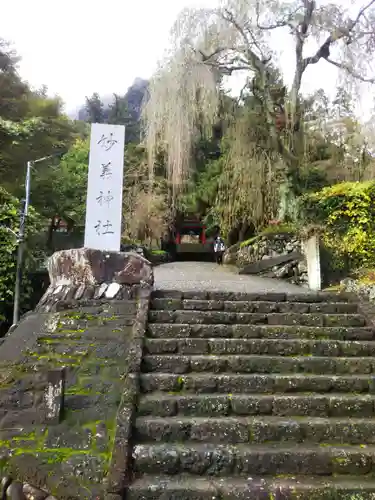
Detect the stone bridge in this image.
<box><xmin>1</xmin><ymin>249</ymin><xmax>375</xmax><ymax>499</ymax></box>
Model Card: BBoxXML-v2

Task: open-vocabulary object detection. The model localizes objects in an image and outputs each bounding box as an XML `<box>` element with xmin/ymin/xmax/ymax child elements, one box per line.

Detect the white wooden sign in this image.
<box><xmin>84</xmin><ymin>123</ymin><xmax>126</xmax><ymax>251</ymax></box>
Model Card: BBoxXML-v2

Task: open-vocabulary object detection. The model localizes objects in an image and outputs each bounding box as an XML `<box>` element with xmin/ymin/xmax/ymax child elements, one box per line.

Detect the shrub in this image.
<box><xmin>0</xmin><ymin>187</ymin><xmax>44</xmax><ymax>325</ymax></box>
<box><xmin>301</xmin><ymin>181</ymin><xmax>375</xmax><ymax>269</ymax></box>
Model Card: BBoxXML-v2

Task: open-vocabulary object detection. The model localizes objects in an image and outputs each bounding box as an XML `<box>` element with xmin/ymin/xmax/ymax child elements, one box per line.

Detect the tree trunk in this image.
<box><xmin>46</xmin><ymin>218</ymin><xmax>58</xmax><ymax>251</ymax></box>
<box><xmin>239</xmin><ymin>221</ymin><xmax>249</xmax><ymax>242</ymax></box>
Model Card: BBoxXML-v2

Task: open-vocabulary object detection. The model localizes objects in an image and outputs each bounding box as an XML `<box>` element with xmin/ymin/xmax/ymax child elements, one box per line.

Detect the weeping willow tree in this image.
<box><xmin>143</xmin><ymin>47</ymin><xmax>219</xmax><ymax>195</ymax></box>
<box><xmin>215</xmin><ymin>147</ymin><xmax>284</xmax><ymax>238</ymax></box>
<box><xmin>122</xmin><ymin>144</ymin><xmax>171</xmax><ymax>244</ymax></box>
<box><xmin>143</xmin><ymin>0</ymin><xmax>375</xmax><ymax>221</ymax></box>
<box><xmin>211</xmin><ymin>86</ymin><xmax>285</xmax><ymax>237</ymax></box>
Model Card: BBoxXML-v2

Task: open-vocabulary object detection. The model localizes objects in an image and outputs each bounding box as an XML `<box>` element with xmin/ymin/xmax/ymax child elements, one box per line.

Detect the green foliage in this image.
<box><xmin>239</xmin><ymin>223</ymin><xmax>296</xmax><ymax>248</ymax></box>
<box><xmin>261</xmin><ymin>223</ymin><xmax>297</xmax><ymax>236</ymax></box>
<box><xmin>177</xmin><ymin>152</ymin><xmax>224</xmax><ymax>217</ymax></box>
<box><xmin>108</xmin><ymin>94</ymin><xmax>127</xmax><ymax>124</ymax></box>
<box><xmin>295</xmin><ymin>167</ymin><xmax>329</xmax><ymax>195</ymax></box>
<box><xmin>0</xmin><ymin>187</ymin><xmax>44</xmax><ymax>322</ymax></box>
<box><xmin>302</xmin><ymin>181</ymin><xmax>375</xmax><ymax>268</ymax></box>
<box><xmin>239</xmin><ymin>235</ymin><xmax>258</xmax><ymax>248</ymax></box>
<box><xmin>122</xmin><ymin>143</ymin><xmax>170</xmax><ymax>243</ymax></box>
<box><xmin>151</xmin><ymin>249</ymin><xmax>167</xmax><ymax>255</ymax></box>
<box><xmin>0</xmin><ymin>39</ymin><xmax>81</xmax><ymax>327</ymax></box>
<box><xmin>85</xmin><ymin>93</ymin><xmax>104</xmax><ymax>123</ymax></box>
<box><xmin>79</xmin><ymin>81</ymin><xmax>147</xmax><ymax>143</ymax></box>
<box><xmin>0</xmin><ymin>101</ymin><xmax>79</xmax><ymax>191</ymax></box>
<box><xmin>0</xmin><ymin>40</ymin><xmax>79</xmax><ymax>194</ymax></box>
<box><xmin>32</xmin><ymin>138</ymin><xmax>89</xmax><ymax>228</ymax></box>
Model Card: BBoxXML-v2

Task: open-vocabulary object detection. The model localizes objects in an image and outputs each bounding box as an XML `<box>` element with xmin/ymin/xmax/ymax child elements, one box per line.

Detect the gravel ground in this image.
<box><xmin>154</xmin><ymin>261</ymin><xmax>310</xmax><ymax>293</ymax></box>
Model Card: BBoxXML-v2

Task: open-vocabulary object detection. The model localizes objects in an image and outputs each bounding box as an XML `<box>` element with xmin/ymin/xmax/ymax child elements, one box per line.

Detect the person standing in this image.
<box><xmin>213</xmin><ymin>234</ymin><xmax>226</xmax><ymax>264</ymax></box>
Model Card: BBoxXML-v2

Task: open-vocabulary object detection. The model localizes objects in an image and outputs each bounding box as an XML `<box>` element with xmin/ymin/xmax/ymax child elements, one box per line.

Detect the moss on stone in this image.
<box><xmin>65</xmin><ymin>387</ymin><xmax>100</xmax><ymax>396</ymax></box>
<box><xmin>58</xmin><ymin>328</ymin><xmax>86</xmax><ymax>334</ymax></box>
<box><xmin>0</xmin><ymin>363</ymin><xmax>35</xmax><ymax>388</ymax></box>
<box><xmin>29</xmin><ymin>352</ymin><xmax>83</xmax><ymax>361</ymax></box>
<box><xmin>0</xmin><ymin>455</ymin><xmax>10</xmax><ymax>477</ymax></box>
<box><xmin>0</xmin><ymin>299</ymin><xmax>139</xmax><ymax>493</ymax></box>
<box><xmin>17</xmin><ymin>448</ymin><xmax>100</xmax><ymax>462</ymax></box>
<box><xmin>56</xmin><ymin>311</ymin><xmax>121</xmax><ymax>334</ymax></box>
<box><xmin>63</xmin><ymin>312</ymin><xmax>99</xmax><ymax>321</ymax></box>
<box><xmin>82</xmin><ymin>420</ymin><xmax>103</xmax><ymax>434</ymax></box>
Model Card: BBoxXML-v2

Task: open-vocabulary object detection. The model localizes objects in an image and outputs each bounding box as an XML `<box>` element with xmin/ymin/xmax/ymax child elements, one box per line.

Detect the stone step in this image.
<box><xmin>132</xmin><ymin>442</ymin><xmax>375</xmax><ymax>476</ymax></box>
<box><xmin>140</xmin><ymin>372</ymin><xmax>375</xmax><ymax>394</ymax></box>
<box><xmin>150</xmin><ymin>298</ymin><xmax>359</xmax><ymax>314</ymax></box>
<box><xmin>144</xmin><ymin>337</ymin><xmax>375</xmax><ymax>357</ymax></box>
<box><xmin>147</xmin><ymin>323</ymin><xmax>375</xmax><ymax>340</ymax></box>
<box><xmin>134</xmin><ymin>415</ymin><xmax>375</xmax><ymax>445</ymax></box>
<box><xmin>137</xmin><ymin>392</ymin><xmax>375</xmax><ymax>418</ymax></box>
<box><xmin>128</xmin><ymin>475</ymin><xmax>375</xmax><ymax>500</ymax></box>
<box><xmin>141</xmin><ymin>354</ymin><xmax>373</xmax><ymax>375</ymax></box>
<box><xmin>148</xmin><ymin>310</ymin><xmax>366</xmax><ymax>327</ymax></box>
<box><xmin>152</xmin><ymin>290</ymin><xmax>352</xmax><ymax>303</ymax></box>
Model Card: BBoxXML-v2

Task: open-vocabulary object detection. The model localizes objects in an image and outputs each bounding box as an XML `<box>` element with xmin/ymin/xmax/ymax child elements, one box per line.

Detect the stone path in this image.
<box><xmin>154</xmin><ymin>262</ymin><xmax>309</xmax><ymax>293</ymax></box>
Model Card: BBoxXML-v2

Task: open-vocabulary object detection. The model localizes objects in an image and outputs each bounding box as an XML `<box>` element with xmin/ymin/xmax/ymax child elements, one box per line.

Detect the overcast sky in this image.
<box><xmin>1</xmin><ymin>0</ymin><xmax>373</xmax><ymax>117</ymax></box>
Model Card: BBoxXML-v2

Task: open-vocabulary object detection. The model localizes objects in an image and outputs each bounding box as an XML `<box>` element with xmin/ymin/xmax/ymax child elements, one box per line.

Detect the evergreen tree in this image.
<box><xmin>85</xmin><ymin>92</ymin><xmax>104</xmax><ymax>123</ymax></box>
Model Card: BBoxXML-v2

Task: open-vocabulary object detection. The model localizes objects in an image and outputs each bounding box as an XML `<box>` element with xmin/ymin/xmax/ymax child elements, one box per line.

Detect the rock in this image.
<box><xmin>298</xmin><ymin>261</ymin><xmax>308</xmax><ymax>273</ymax></box>
<box><xmin>105</xmin><ymin>282</ymin><xmax>122</xmax><ymax>299</ymax></box>
<box><xmin>274</xmin><ymin>263</ymin><xmax>293</xmax><ymax>278</ymax></box>
<box><xmin>239</xmin><ymin>252</ymin><xmax>303</xmax><ymax>276</ymax></box>
<box><xmin>47</xmin><ymin>248</ymin><xmax>154</xmax><ymax>287</ymax></box>
<box><xmin>23</xmin><ymin>483</ymin><xmax>49</xmax><ymax>500</ymax></box>
<box><xmin>1</xmin><ymin>477</ymin><xmax>12</xmax><ymax>497</ymax></box>
<box><xmin>223</xmin><ymin>250</ymin><xmax>237</xmax><ymax>266</ymax></box>
<box><xmin>224</xmin><ymin>232</ymin><xmax>310</xmax><ymax>285</ymax></box>
<box><xmin>6</xmin><ymin>481</ymin><xmax>25</xmax><ymax>499</ymax></box>
<box><xmin>342</xmin><ymin>278</ymin><xmax>375</xmax><ymax>302</ymax></box>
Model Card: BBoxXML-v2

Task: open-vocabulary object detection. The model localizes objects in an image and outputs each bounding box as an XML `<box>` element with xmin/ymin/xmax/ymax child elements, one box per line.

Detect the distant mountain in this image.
<box><xmin>75</xmin><ymin>78</ymin><xmax>148</xmax><ymax>124</ymax></box>
<box><xmin>124</xmin><ymin>77</ymin><xmax>149</xmax><ymax>123</ymax></box>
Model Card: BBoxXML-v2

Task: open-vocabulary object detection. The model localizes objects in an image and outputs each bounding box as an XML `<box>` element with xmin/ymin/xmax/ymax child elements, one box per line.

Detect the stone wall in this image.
<box><xmin>0</xmin><ymin>248</ymin><xmax>153</xmax><ymax>500</ymax></box>
<box><xmin>224</xmin><ymin>233</ymin><xmax>309</xmax><ymax>285</ymax></box>
<box><xmin>341</xmin><ymin>278</ymin><xmax>375</xmax><ymax>301</ymax></box>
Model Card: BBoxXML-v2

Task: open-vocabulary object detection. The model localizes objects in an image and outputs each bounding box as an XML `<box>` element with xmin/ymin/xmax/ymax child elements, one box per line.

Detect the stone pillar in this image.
<box><xmin>302</xmin><ymin>234</ymin><xmax>322</xmax><ymax>291</ymax></box>
<box><xmin>0</xmin><ymin>248</ymin><xmax>153</xmax><ymax>500</ymax></box>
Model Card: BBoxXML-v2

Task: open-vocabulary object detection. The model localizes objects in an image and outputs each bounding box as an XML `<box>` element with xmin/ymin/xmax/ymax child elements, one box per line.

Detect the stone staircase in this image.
<box><xmin>128</xmin><ymin>290</ymin><xmax>375</xmax><ymax>499</ymax></box>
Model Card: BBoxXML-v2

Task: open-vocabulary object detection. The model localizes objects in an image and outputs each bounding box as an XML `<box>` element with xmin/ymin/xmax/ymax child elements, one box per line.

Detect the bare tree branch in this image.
<box><xmin>216</xmin><ymin>64</ymin><xmax>252</xmax><ymax>75</ymax></box>
<box><xmin>198</xmin><ymin>46</ymin><xmax>252</xmax><ymax>74</ymax></box>
<box><xmin>220</xmin><ymin>9</ymin><xmax>264</xmax><ymax>70</ymax></box>
<box><xmin>143</xmin><ymin>0</ymin><xmax>375</xmax><ymax>199</ymax></box>
<box><xmin>255</xmin><ymin>0</ymin><xmax>303</xmax><ymax>30</ymax></box>
<box><xmin>299</xmin><ymin>0</ymin><xmax>316</xmax><ymax>36</ymax></box>
<box><xmin>325</xmin><ymin>57</ymin><xmax>375</xmax><ymax>83</ymax></box>
<box><xmin>290</xmin><ymin>1</ymin><xmax>316</xmax><ymax>115</ymax></box>
<box><xmin>199</xmin><ymin>47</ymin><xmax>228</xmax><ymax>62</ymax></box>
<box><xmin>303</xmin><ymin>0</ymin><xmax>375</xmax><ymax>69</ymax></box>
<box><xmin>244</xmin><ymin>22</ymin><xmax>267</xmax><ymax>58</ymax></box>
<box><xmin>237</xmin><ymin>78</ymin><xmax>251</xmax><ymax>105</ymax></box>
<box><xmin>353</xmin><ymin>0</ymin><xmax>375</xmax><ymax>25</ymax></box>
<box><xmin>220</xmin><ymin>7</ymin><xmax>297</xmax><ymax>164</ymax></box>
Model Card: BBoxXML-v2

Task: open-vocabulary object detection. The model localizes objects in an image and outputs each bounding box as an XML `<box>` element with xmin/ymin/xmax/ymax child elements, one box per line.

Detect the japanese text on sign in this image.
<box><xmin>84</xmin><ymin>123</ymin><xmax>125</xmax><ymax>251</ymax></box>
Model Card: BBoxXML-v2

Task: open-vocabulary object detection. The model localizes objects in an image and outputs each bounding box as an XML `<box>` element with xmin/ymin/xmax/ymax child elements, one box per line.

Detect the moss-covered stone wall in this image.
<box><xmin>0</xmin><ymin>249</ymin><xmax>152</xmax><ymax>499</ymax></box>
